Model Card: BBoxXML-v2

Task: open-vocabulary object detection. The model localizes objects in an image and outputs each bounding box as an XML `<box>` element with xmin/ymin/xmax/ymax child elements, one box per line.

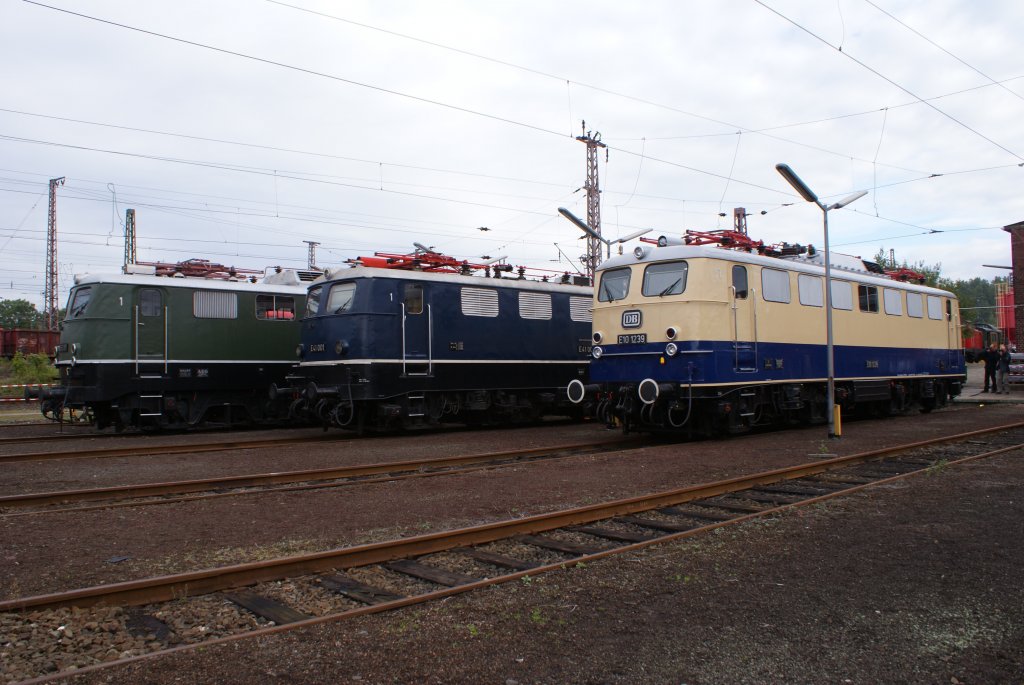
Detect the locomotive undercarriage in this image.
<box><xmin>595</xmin><ymin>377</ymin><xmax>960</xmax><ymax>437</ymax></box>
<box><xmin>47</xmin><ymin>363</ymin><xmax>295</xmax><ymax>431</ymax></box>
<box><xmin>281</xmin><ymin>364</ymin><xmax>584</xmax><ymax>433</ymax></box>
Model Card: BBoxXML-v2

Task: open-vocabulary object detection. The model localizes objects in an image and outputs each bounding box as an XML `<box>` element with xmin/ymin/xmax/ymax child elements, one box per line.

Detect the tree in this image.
<box><xmin>938</xmin><ymin>276</ymin><xmax>998</xmax><ymax>327</ymax></box>
<box><xmin>872</xmin><ymin>248</ymin><xmax>941</xmax><ymax>287</ymax></box>
<box><xmin>0</xmin><ymin>299</ymin><xmax>44</xmax><ymax>328</ymax></box>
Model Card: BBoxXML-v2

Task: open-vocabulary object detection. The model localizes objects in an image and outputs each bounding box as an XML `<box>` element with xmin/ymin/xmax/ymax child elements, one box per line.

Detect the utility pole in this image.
<box><xmin>576</xmin><ymin>121</ymin><xmax>606</xmax><ymax>282</ymax></box>
<box><xmin>304</xmin><ymin>240</ymin><xmax>320</xmax><ymax>270</ymax></box>
<box><xmin>123</xmin><ymin>208</ymin><xmax>137</xmax><ymax>269</ymax></box>
<box><xmin>44</xmin><ymin>177</ymin><xmax>65</xmax><ymax>331</ymax></box>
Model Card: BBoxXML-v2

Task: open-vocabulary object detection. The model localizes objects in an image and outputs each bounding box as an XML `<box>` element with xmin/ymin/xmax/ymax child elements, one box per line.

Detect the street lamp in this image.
<box><xmin>775</xmin><ymin>163</ymin><xmax>867</xmax><ymax>440</ymax></box>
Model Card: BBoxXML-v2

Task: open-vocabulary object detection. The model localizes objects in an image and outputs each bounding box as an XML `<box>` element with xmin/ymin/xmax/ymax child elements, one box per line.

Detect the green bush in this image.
<box><xmin>7</xmin><ymin>352</ymin><xmax>58</xmax><ymax>385</ymax></box>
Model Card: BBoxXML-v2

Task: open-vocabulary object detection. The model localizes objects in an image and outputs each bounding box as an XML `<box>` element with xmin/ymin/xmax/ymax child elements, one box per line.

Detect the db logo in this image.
<box><xmin>621</xmin><ymin>310</ymin><xmax>642</xmax><ymax>328</ymax></box>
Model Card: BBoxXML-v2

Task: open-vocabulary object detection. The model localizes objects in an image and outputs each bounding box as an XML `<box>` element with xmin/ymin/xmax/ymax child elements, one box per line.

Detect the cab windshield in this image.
<box><xmin>598</xmin><ymin>268</ymin><xmax>631</xmax><ymax>302</ymax></box>
<box><xmin>67</xmin><ymin>287</ymin><xmax>92</xmax><ymax>318</ymax></box>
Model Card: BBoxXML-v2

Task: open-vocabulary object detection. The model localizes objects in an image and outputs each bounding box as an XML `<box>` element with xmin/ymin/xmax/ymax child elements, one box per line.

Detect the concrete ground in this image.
<box><xmin>956</xmin><ymin>361</ymin><xmax>1022</xmax><ymax>404</ymax></box>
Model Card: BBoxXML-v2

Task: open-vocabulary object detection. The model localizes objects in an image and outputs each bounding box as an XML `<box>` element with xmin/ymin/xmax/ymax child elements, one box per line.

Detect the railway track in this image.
<box><xmin>0</xmin><ymin>419</ymin><xmax>584</xmax><ymax>463</ymax></box>
<box><xmin>0</xmin><ymin>437</ymin><xmax>640</xmax><ymax>515</ymax></box>
<box><xmin>2</xmin><ymin>424</ymin><xmax>1022</xmax><ymax>683</ymax></box>
<box><xmin>0</xmin><ymin>430</ymin><xmax>353</xmax><ymax>464</ymax></box>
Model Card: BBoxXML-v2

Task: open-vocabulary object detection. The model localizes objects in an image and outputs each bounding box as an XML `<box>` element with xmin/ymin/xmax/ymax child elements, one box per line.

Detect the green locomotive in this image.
<box><xmin>45</xmin><ymin>260</ymin><xmax>314</xmax><ymax>430</ymax></box>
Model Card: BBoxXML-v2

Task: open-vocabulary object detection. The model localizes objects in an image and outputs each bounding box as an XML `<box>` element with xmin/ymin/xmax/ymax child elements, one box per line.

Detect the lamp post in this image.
<box><xmin>775</xmin><ymin>164</ymin><xmax>867</xmax><ymax>439</ymax></box>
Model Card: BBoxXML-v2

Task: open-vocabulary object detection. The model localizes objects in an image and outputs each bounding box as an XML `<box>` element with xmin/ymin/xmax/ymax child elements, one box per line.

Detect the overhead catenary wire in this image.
<box><xmin>753</xmin><ymin>0</ymin><xmax>1024</xmax><ymax>162</ymax></box>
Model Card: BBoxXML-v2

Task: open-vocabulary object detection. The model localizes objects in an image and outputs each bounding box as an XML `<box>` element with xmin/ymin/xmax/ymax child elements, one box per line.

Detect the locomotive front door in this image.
<box><xmin>134</xmin><ymin>287</ymin><xmax>167</xmax><ymax>378</ymax></box>
<box><xmin>401</xmin><ymin>283</ymin><xmax>432</xmax><ymax>376</ymax></box>
<box><xmin>731</xmin><ymin>265</ymin><xmax>758</xmax><ymax>372</ymax></box>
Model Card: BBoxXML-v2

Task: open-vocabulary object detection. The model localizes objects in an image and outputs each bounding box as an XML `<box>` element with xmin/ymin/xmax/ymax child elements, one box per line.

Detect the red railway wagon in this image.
<box><xmin>0</xmin><ymin>328</ymin><xmax>60</xmax><ymax>358</ymax></box>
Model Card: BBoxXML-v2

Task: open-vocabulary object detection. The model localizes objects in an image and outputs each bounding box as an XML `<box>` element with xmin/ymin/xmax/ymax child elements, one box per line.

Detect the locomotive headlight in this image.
<box><xmin>592</xmin><ymin>331</ymin><xmax>603</xmax><ymax>344</ymax></box>
<box><xmin>665</xmin><ymin>342</ymin><xmax>679</xmax><ymax>357</ymax></box>
<box><xmin>592</xmin><ymin>346</ymin><xmax>604</xmax><ymax>359</ymax></box>
<box><xmin>295</xmin><ymin>344</ymin><xmax>305</xmax><ymax>359</ymax></box>
<box><xmin>633</xmin><ymin>246</ymin><xmax>648</xmax><ymax>260</ymax></box>
<box><xmin>665</xmin><ymin>326</ymin><xmax>678</xmax><ymax>340</ymax></box>
<box><xmin>334</xmin><ymin>339</ymin><xmax>349</xmax><ymax>355</ymax></box>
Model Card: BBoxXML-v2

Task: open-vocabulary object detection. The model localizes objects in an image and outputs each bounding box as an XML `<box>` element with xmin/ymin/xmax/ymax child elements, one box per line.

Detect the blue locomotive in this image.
<box><xmin>277</xmin><ymin>248</ymin><xmax>594</xmax><ymax>430</ymax></box>
<box><xmin>568</xmin><ymin>228</ymin><xmax>966</xmax><ymax>436</ymax></box>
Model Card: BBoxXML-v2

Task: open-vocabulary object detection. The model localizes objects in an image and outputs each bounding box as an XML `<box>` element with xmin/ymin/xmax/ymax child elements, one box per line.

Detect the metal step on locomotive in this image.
<box><xmin>38</xmin><ymin>259</ymin><xmax>320</xmax><ymax>430</ymax></box>
<box><xmin>566</xmin><ymin>211</ymin><xmax>966</xmax><ymax>436</ymax></box>
<box><xmin>275</xmin><ymin>245</ymin><xmax>594</xmax><ymax>431</ymax></box>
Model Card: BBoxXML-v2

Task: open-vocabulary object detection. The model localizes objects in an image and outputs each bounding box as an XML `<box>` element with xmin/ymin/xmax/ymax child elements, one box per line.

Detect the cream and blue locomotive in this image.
<box><xmin>43</xmin><ymin>260</ymin><xmax>316</xmax><ymax>430</ymax></box>
<box><xmin>568</xmin><ymin>234</ymin><xmax>965</xmax><ymax>436</ymax></box>
<box><xmin>279</xmin><ymin>249</ymin><xmax>593</xmax><ymax>430</ymax></box>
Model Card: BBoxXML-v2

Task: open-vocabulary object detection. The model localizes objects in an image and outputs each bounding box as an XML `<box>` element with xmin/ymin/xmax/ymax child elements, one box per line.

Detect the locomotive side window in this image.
<box><xmin>883</xmin><ymin>288</ymin><xmax>903</xmax><ymax>316</ymax></box>
<box><xmin>732</xmin><ymin>265</ymin><xmax>748</xmax><ymax>299</ymax></box>
<box><xmin>797</xmin><ymin>274</ymin><xmax>823</xmax><ymax>307</ymax></box>
<box><xmin>569</xmin><ymin>296</ymin><xmax>592</xmax><ymax>322</ymax></box>
<box><xmin>256</xmin><ymin>295</ymin><xmax>296</xmax><ymax>320</ymax></box>
<box><xmin>642</xmin><ymin>261</ymin><xmax>687</xmax><ymax>297</ymax></box>
<box><xmin>906</xmin><ymin>292</ymin><xmax>924</xmax><ymax>318</ymax></box>
<box><xmin>306</xmin><ymin>285</ymin><xmax>323</xmax><ymax>317</ymax></box>
<box><xmin>830</xmin><ymin>280</ymin><xmax>853</xmax><ymax>310</ymax></box>
<box><xmin>858</xmin><ymin>285</ymin><xmax>879</xmax><ymax>313</ymax></box>
<box><xmin>327</xmin><ymin>282</ymin><xmax>356</xmax><ymax>314</ymax></box>
<box><xmin>761</xmin><ymin>268</ymin><xmax>791</xmax><ymax>303</ymax></box>
<box><xmin>598</xmin><ymin>268</ymin><xmax>631</xmax><ymax>302</ymax></box>
<box><xmin>140</xmin><ymin>289</ymin><xmax>162</xmax><ymax>316</ymax></box>
<box><xmin>67</xmin><ymin>287</ymin><xmax>92</xmax><ymax>318</ymax></box>
<box><xmin>193</xmin><ymin>291</ymin><xmax>237</xmax><ymax>319</ymax></box>
<box><xmin>461</xmin><ymin>287</ymin><xmax>499</xmax><ymax>317</ymax></box>
<box><xmin>926</xmin><ymin>296</ymin><xmax>943</xmax><ymax>320</ymax></box>
<box><xmin>519</xmin><ymin>292</ymin><xmax>552</xmax><ymax>320</ymax></box>
<box><xmin>404</xmin><ymin>284</ymin><xmax>424</xmax><ymax>315</ymax></box>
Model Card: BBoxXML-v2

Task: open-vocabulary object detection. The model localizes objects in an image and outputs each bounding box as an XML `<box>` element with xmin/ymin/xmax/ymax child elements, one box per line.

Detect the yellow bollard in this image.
<box><xmin>833</xmin><ymin>404</ymin><xmax>842</xmax><ymax>437</ymax></box>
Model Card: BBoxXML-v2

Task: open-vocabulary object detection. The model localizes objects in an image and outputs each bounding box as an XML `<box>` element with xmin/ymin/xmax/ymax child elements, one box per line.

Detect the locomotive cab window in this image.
<box><xmin>404</xmin><ymin>284</ymin><xmax>424</xmax><ymax>315</ymax></box>
<box><xmin>598</xmin><ymin>267</ymin><xmax>631</xmax><ymax>302</ymax></box>
<box><xmin>67</xmin><ymin>287</ymin><xmax>92</xmax><ymax>318</ymax></box>
<box><xmin>732</xmin><ymin>265</ymin><xmax>748</xmax><ymax>299</ymax></box>
<box><xmin>927</xmin><ymin>296</ymin><xmax>943</xmax><ymax>320</ymax></box>
<box><xmin>761</xmin><ymin>268</ymin><xmax>791</xmax><ymax>303</ymax></box>
<box><xmin>327</xmin><ymin>282</ymin><xmax>356</xmax><ymax>314</ymax></box>
<box><xmin>256</xmin><ymin>295</ymin><xmax>296</xmax><ymax>320</ymax></box>
<box><xmin>306</xmin><ymin>285</ymin><xmax>323</xmax><ymax>317</ymax></box>
<box><xmin>858</xmin><ymin>285</ymin><xmax>879</xmax><ymax>313</ymax></box>
<box><xmin>140</xmin><ymin>289</ymin><xmax>162</xmax><ymax>316</ymax></box>
<box><xmin>642</xmin><ymin>261</ymin><xmax>687</xmax><ymax>297</ymax></box>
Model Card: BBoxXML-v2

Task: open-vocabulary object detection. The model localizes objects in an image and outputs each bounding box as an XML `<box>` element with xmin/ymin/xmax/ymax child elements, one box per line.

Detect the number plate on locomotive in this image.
<box><xmin>617</xmin><ymin>333</ymin><xmax>647</xmax><ymax>344</ymax></box>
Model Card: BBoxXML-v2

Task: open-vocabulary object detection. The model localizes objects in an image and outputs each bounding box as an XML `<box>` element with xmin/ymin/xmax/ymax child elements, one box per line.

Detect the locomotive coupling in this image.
<box><xmin>566</xmin><ymin>379</ymin><xmax>600</xmax><ymax>404</ymax></box>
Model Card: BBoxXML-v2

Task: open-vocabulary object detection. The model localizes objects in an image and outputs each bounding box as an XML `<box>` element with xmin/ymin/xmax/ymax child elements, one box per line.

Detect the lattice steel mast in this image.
<box><xmin>45</xmin><ymin>177</ymin><xmax>65</xmax><ymax>330</ymax></box>
<box><xmin>576</xmin><ymin>122</ymin><xmax>606</xmax><ymax>282</ymax></box>
<box><xmin>123</xmin><ymin>208</ymin><xmax>137</xmax><ymax>268</ymax></box>
<box><xmin>304</xmin><ymin>240</ymin><xmax>320</xmax><ymax>270</ymax></box>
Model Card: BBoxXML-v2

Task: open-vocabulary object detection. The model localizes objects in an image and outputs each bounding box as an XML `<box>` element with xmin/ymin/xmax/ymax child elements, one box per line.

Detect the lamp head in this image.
<box><xmin>775</xmin><ymin>163</ymin><xmax>819</xmax><ymax>204</ymax></box>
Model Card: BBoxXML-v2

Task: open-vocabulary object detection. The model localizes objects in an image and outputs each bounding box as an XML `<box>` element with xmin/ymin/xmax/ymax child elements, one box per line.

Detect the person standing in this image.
<box><xmin>982</xmin><ymin>343</ymin><xmax>999</xmax><ymax>392</ymax></box>
<box><xmin>997</xmin><ymin>344</ymin><xmax>1011</xmax><ymax>394</ymax></box>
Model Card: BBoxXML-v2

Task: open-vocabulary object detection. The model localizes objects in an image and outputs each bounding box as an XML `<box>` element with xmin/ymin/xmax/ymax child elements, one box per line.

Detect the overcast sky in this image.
<box><xmin>2</xmin><ymin>0</ymin><xmax>1022</xmax><ymax>309</ymax></box>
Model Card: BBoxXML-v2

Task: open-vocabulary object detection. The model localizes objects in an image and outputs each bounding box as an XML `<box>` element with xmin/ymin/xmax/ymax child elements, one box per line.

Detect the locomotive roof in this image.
<box><xmin>600</xmin><ymin>244</ymin><xmax>955</xmax><ymax>299</ymax></box>
<box><xmin>71</xmin><ymin>271</ymin><xmax>309</xmax><ymax>294</ymax></box>
<box><xmin>315</xmin><ymin>265</ymin><xmax>593</xmax><ymax>295</ymax></box>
